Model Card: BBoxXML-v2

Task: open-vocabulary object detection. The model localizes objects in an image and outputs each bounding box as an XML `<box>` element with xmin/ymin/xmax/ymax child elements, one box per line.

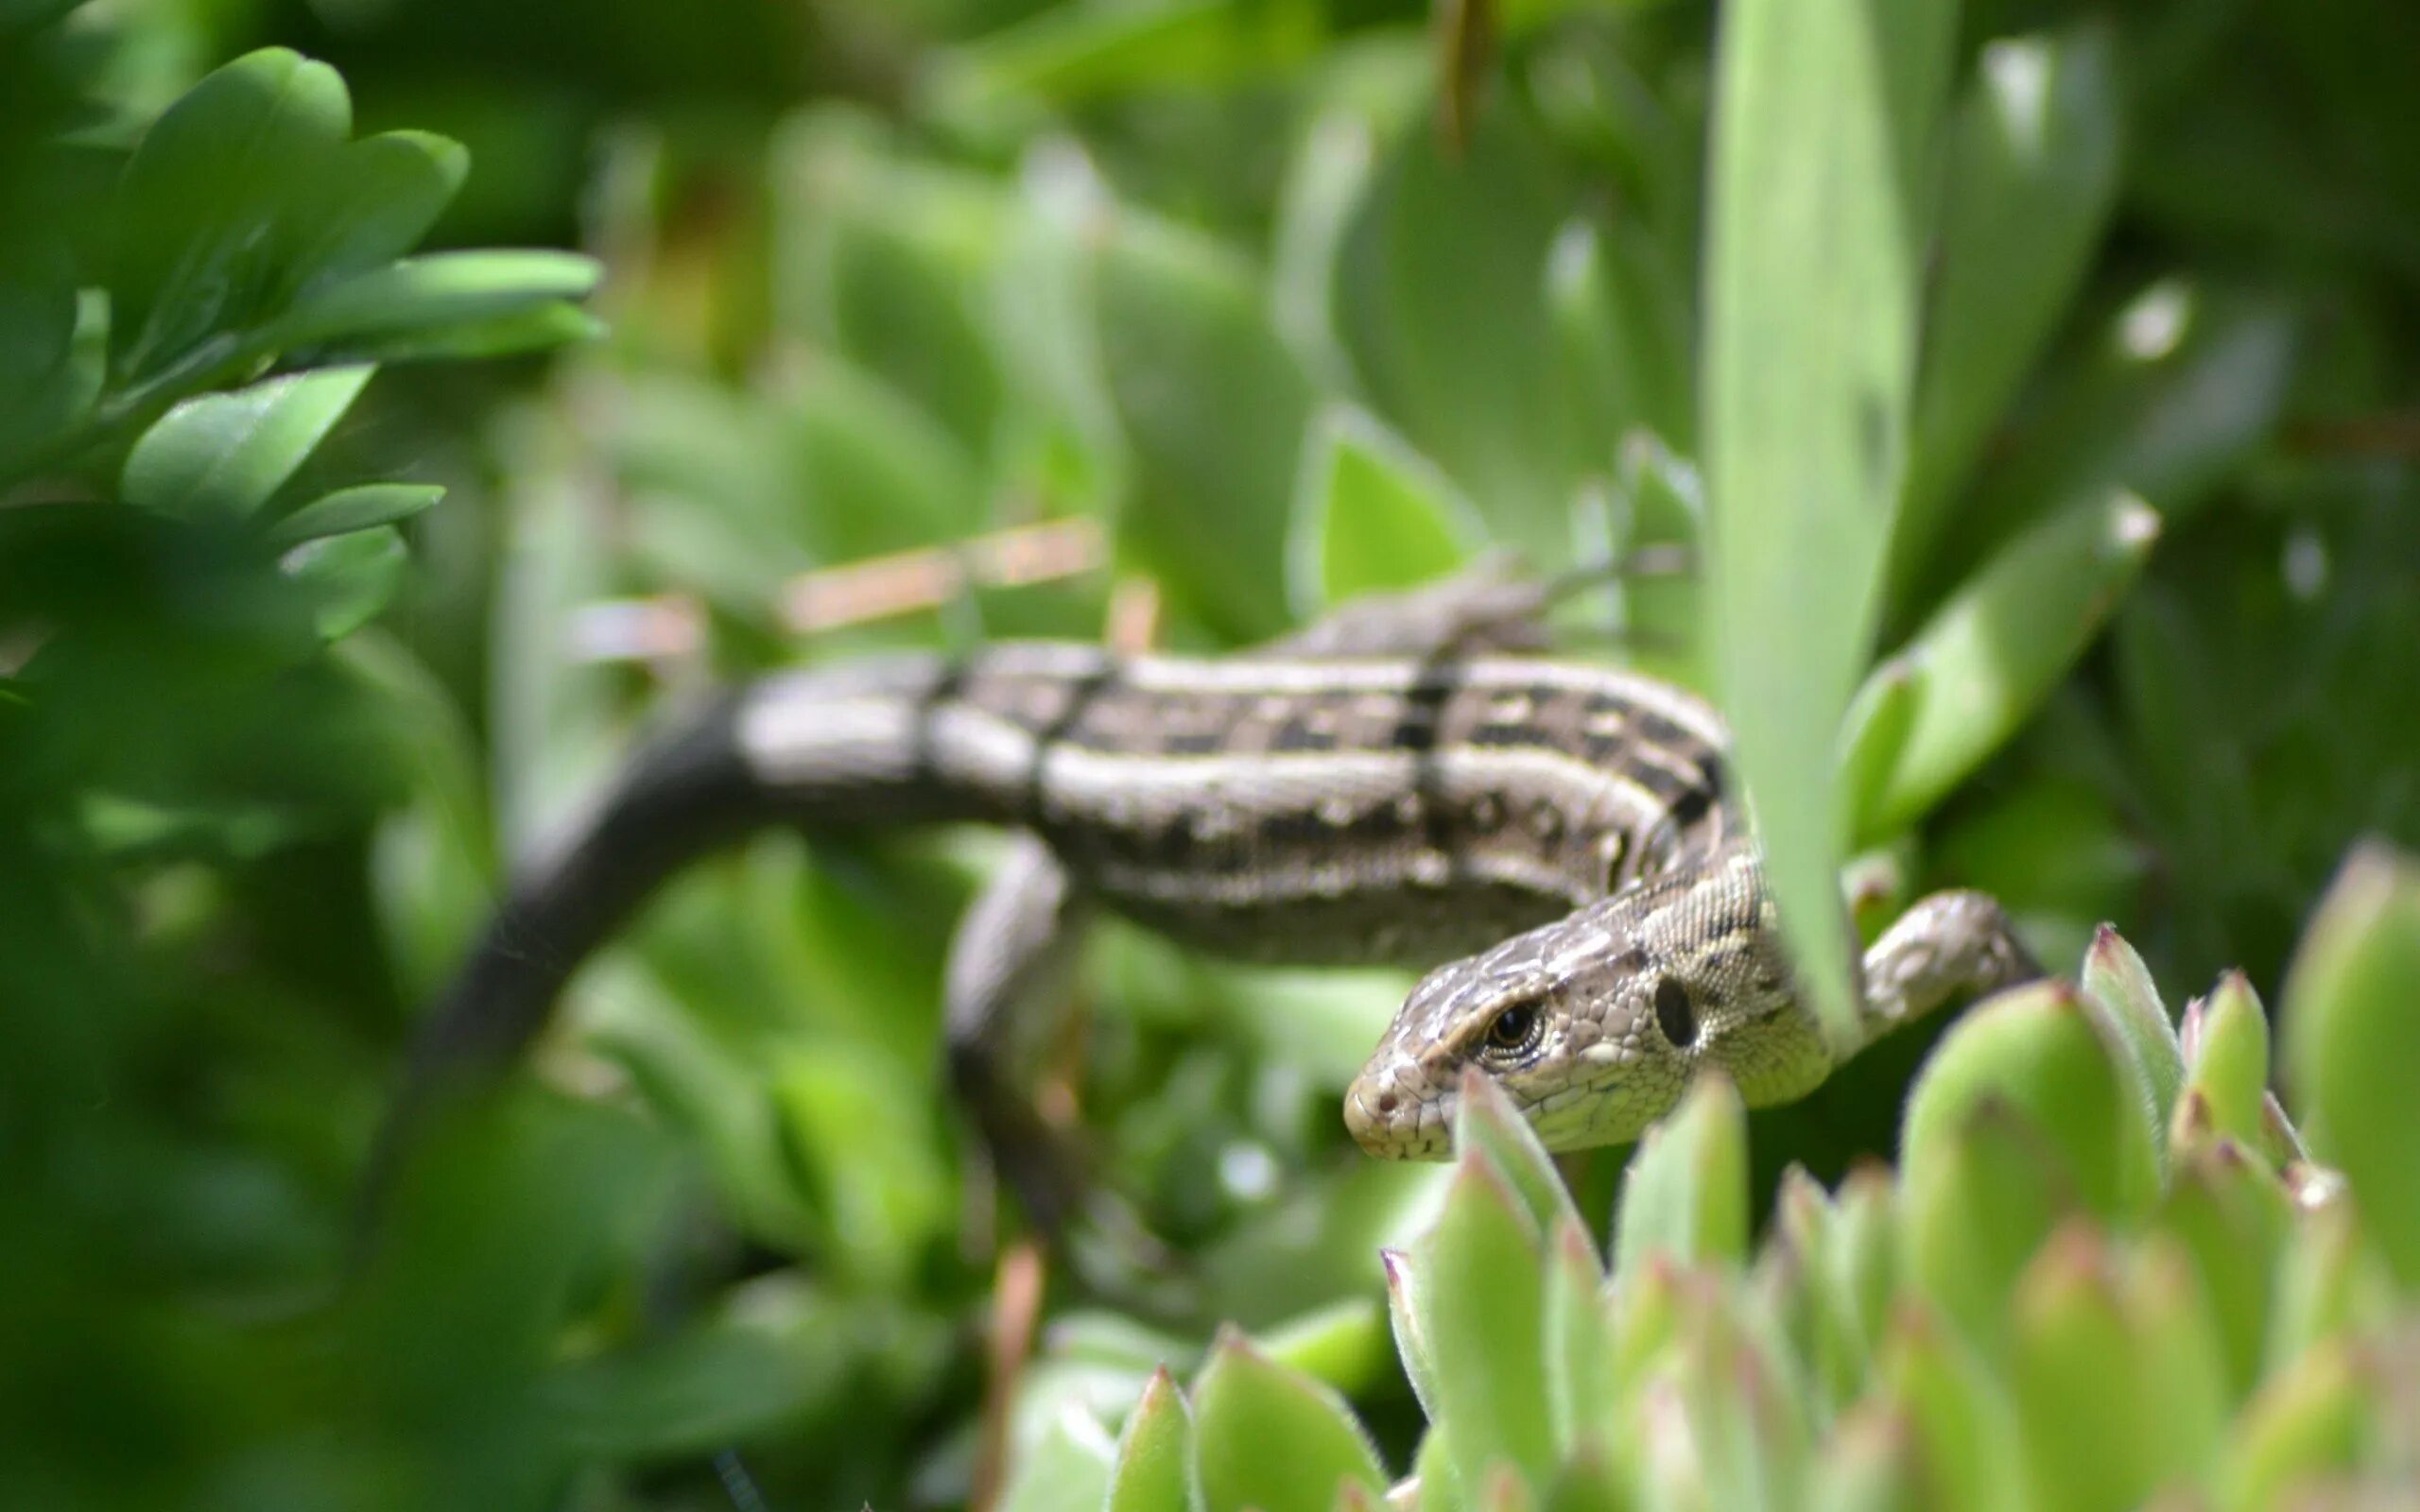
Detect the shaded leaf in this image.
<box><xmin>266</xmin><ymin>481</ymin><xmax>442</xmax><ymax>546</ymax></box>
<box><xmin>279</xmin><ymin>524</ymin><xmax>406</xmax><ymax>640</ymax></box>
<box><xmin>1289</xmin><ymin>404</ymin><xmax>1479</xmax><ymax>616</ymax></box>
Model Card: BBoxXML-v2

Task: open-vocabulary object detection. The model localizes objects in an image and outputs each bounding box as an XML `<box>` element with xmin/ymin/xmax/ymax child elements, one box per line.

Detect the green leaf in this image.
<box><xmin>2216</xmin><ymin>1344</ymin><xmax>2371</xmax><ymax>1512</ymax></box>
<box><xmin>1105</xmin><ymin>1367</ymin><xmax>1193</xmax><ymax>1512</ymax></box>
<box><xmin>1611</xmin><ymin>1073</ymin><xmax>1750</xmax><ymax>1276</ymax></box>
<box><xmin>1901</xmin><ymin>981</ymin><xmax>2160</xmax><ymax>1226</ymax></box>
<box><xmin>770</xmin><ymin>1045</ymin><xmax>953</xmax><ymax>1289</ymax></box>
<box><xmin>935</xmin><ymin>0</ymin><xmax>1317</xmax><ymax>109</ymax></box>
<box><xmin>1409</xmin><ymin>1149</ymin><xmax>1555</xmax><ymax>1492</ymax></box>
<box><xmin>327</xmin><ymin>301</ymin><xmax>605</xmax><ymax>364</ymax></box>
<box><xmin>1899</xmin><ymin>1100</ymin><xmax>2077</xmax><ymax>1358</ymax></box>
<box><xmin>998</xmin><ymin>1407</ymin><xmax>1117</xmax><ymax>1512</ymax></box>
<box><xmin>1928</xmin><ymin>285</ymin><xmax>2294</xmax><ymax>596</ymax></box>
<box><xmin>278</xmin><ymin>523</ymin><xmax>406</xmax><ymax>640</ymax></box>
<box><xmin>1771</xmin><ymin>1167</ymin><xmax>1864</xmax><ymax>1413</ymax></box>
<box><xmin>1192</xmin><ymin>1330</ymin><xmax>1388</xmax><ymax>1512</ymax></box>
<box><xmin>1380</xmin><ymin>1248</ymin><xmax>1439</xmax><ymax>1425</ymax></box>
<box><xmin>1450</xmin><ymin>1063</ymin><xmax>1590</xmax><ymax>1253</ymax></box>
<box><xmin>2078</xmin><ymin>923</ymin><xmax>2186</xmax><ymax>1150</ymax></box>
<box><xmin>1876</xmin><ymin>1307</ymin><xmax>2026</xmax><ymax>1512</ymax></box>
<box><xmin>272</xmin><ymin>249</ymin><xmax>602</xmax><ymax>351</ymax></box>
<box><xmin>2263</xmin><ymin>1199</ymin><xmax>2399</xmax><ymax>1376</ymax></box>
<box><xmin>1289</xmin><ymin>404</ymin><xmax>1479</xmax><ymax>617</ymax></box>
<box><xmin>1810</xmin><ymin>1409</ymin><xmax>1927</xmax><ymax>1512</ymax></box>
<box><xmin>1845</xmin><ymin>489</ymin><xmax>2160</xmax><ymax>842</ymax></box>
<box><xmin>2155</xmin><ymin>1141</ymin><xmax>2290</xmax><ymax>1405</ymax></box>
<box><xmin>1831</xmin><ymin>1165</ymin><xmax>1898</xmax><ymax>1364</ymax></box>
<box><xmin>1899</xmin><ymin>26</ymin><xmax>2122</xmax><ymax>570</ymax></box>
<box><xmin>2176</xmin><ymin>971</ymin><xmax>2272</xmax><ymax>1154</ymax></box>
<box><xmin>1542</xmin><ymin>1218</ymin><xmax>1615</xmax><ymax>1457</ymax></box>
<box><xmin>122</xmin><ymin>365</ymin><xmax>375</xmax><ymax>523</ymax></box>
<box><xmin>1334</xmin><ymin>108</ymin><xmax>1592</xmax><ymax>562</ymax></box>
<box><xmin>1544</xmin><ymin>217</ymin><xmax>1691</xmax><ymax>455</ymax></box>
<box><xmin>265</xmin><ymin>481</ymin><xmax>442</xmax><ymax>546</ymax></box>
<box><xmin>1093</xmin><ymin>216</ymin><xmax>1310</xmax><ymax>642</ymax></box>
<box><xmin>1702</xmin><ymin>0</ymin><xmax>1947</xmax><ymax>1047</ymax></box>
<box><xmin>1271</xmin><ymin>112</ymin><xmax>1378</xmax><ymax>394</ymax></box>
<box><xmin>1256</xmin><ymin>1298</ymin><xmax>1392</xmax><ymax>1394</ymax></box>
<box><xmin>544</xmin><ymin>1284</ymin><xmax>908</xmax><ymax>1457</ymax></box>
<box><xmin>1541</xmin><ymin>1443</ymin><xmax>1631</xmax><ymax>1512</ymax></box>
<box><xmin>293</xmin><ymin>129</ymin><xmax>469</xmax><ymax>288</ymax></box>
<box><xmin>2008</xmin><ymin>1228</ymin><xmax>2161</xmax><ymax>1512</ymax></box>
<box><xmin>109</xmin><ymin>47</ymin><xmax>352</xmax><ymax>378</ymax></box>
<box><xmin>2281</xmin><ymin>840</ymin><xmax>2420</xmax><ymax>1289</ymax></box>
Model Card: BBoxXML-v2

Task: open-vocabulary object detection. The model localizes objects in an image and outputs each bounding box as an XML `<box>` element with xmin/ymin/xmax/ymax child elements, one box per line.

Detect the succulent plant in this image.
<box><xmin>1002</xmin><ymin>840</ymin><xmax>2420</xmax><ymax>1511</ymax></box>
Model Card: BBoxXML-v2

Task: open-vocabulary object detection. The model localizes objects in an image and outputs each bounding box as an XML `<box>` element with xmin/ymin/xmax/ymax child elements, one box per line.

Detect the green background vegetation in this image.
<box><xmin>2</xmin><ymin>0</ymin><xmax>2416</xmax><ymax>1507</ymax></box>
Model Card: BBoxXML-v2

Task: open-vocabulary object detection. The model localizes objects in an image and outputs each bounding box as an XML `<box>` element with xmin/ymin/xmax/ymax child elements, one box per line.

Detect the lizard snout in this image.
<box><xmin>1343</xmin><ymin>1061</ymin><xmax>1451</xmax><ymax>1160</ymax></box>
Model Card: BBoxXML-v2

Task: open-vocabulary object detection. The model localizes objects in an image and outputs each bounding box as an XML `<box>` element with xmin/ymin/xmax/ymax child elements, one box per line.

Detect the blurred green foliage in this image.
<box><xmin>2</xmin><ymin>0</ymin><xmax>2415</xmax><ymax>1507</ymax></box>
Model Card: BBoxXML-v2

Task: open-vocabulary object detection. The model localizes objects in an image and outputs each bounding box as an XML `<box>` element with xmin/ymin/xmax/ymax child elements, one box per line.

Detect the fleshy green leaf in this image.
<box><xmin>998</xmin><ymin>1407</ymin><xmax>1116</xmax><ymax>1512</ymax></box>
<box><xmin>2079</xmin><ymin>923</ymin><xmax>2186</xmax><ymax>1150</ymax></box>
<box><xmin>2217</xmin><ymin>1344</ymin><xmax>2371</xmax><ymax>1512</ymax></box>
<box><xmin>1702</xmin><ymin>0</ymin><xmax>1949</xmax><ymax>1047</ymax></box>
<box><xmin>2280</xmin><ymin>840</ymin><xmax>2420</xmax><ymax>1288</ymax></box>
<box><xmin>1611</xmin><ymin>1074</ymin><xmax>1750</xmax><ymax>1277</ymax></box>
<box><xmin>2154</xmin><ymin>1141</ymin><xmax>2291</xmax><ymax>1404</ymax></box>
<box><xmin>1380</xmin><ymin>1248</ymin><xmax>1440</xmax><ymax>1424</ymax></box>
<box><xmin>1810</xmin><ymin>1408</ymin><xmax>1927</xmax><ymax>1512</ymax></box>
<box><xmin>1876</xmin><ymin>1306</ymin><xmax>2026</xmax><ymax>1512</ymax></box>
<box><xmin>1451</xmin><ymin>1064</ymin><xmax>1589</xmax><ymax>1253</ymax></box>
<box><xmin>1846</xmin><ymin>490</ymin><xmax>2159</xmax><ymax>842</ymax></box>
<box><xmin>1899</xmin><ymin>1100</ymin><xmax>2078</xmax><ymax>1358</ymax></box>
<box><xmin>1192</xmin><ymin>1330</ymin><xmax>1388</xmax><ymax>1512</ymax></box>
<box><xmin>122</xmin><ymin>366</ymin><xmax>375</xmax><ymax>523</ymax></box>
<box><xmin>1901</xmin><ymin>981</ymin><xmax>2160</xmax><ymax>1226</ymax></box>
<box><xmin>1542</xmin><ymin>1217</ymin><xmax>1613</xmax><ymax>1456</ymax></box>
<box><xmin>2176</xmin><ymin>971</ymin><xmax>2272</xmax><ymax>1154</ymax></box>
<box><xmin>1289</xmin><ymin>404</ymin><xmax>1479</xmax><ymax>617</ymax></box>
<box><xmin>265</xmin><ymin>481</ymin><xmax>442</xmax><ymax>546</ymax></box>
<box><xmin>1106</xmin><ymin>1367</ymin><xmax>1193</xmax><ymax>1512</ymax></box>
<box><xmin>1540</xmin><ymin>1443</ymin><xmax>1632</xmax><ymax>1512</ymax></box>
<box><xmin>2007</xmin><ymin>1228</ymin><xmax>2166</xmax><ymax>1512</ymax></box>
<box><xmin>278</xmin><ymin>523</ymin><xmax>406</xmax><ymax>640</ymax></box>
<box><xmin>1409</xmin><ymin>1149</ymin><xmax>1555</xmax><ymax>1491</ymax></box>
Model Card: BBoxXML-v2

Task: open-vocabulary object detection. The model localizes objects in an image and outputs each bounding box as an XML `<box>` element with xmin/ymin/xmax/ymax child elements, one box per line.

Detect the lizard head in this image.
<box><xmin>1343</xmin><ymin>848</ymin><xmax>1824</xmax><ymax>1158</ymax></box>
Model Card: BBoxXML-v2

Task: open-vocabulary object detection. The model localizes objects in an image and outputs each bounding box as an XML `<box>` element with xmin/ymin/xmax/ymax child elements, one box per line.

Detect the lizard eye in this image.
<box><xmin>1485</xmin><ymin>1003</ymin><xmax>1541</xmax><ymax>1054</ymax></box>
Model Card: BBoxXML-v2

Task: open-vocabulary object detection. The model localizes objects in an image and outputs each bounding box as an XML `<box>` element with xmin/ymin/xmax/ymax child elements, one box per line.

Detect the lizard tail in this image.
<box><xmin>357</xmin><ymin>694</ymin><xmax>774</xmax><ymax>1242</ymax></box>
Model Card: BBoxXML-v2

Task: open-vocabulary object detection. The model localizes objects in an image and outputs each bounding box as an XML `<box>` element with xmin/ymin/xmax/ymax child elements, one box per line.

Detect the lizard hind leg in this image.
<box><xmin>1264</xmin><ymin>546</ymin><xmax>1696</xmax><ymax>662</ymax></box>
<box><xmin>943</xmin><ymin>834</ymin><xmax>1190</xmax><ymax>1304</ymax></box>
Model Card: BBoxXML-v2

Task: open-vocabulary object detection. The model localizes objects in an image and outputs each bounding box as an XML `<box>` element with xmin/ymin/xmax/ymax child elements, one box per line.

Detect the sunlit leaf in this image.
<box><xmin>1702</xmin><ymin>0</ymin><xmax>1949</xmax><ymax>1046</ymax></box>
<box><xmin>1193</xmin><ymin>1330</ymin><xmax>1389</xmax><ymax>1512</ymax></box>
<box><xmin>122</xmin><ymin>366</ymin><xmax>374</xmax><ymax>523</ymax></box>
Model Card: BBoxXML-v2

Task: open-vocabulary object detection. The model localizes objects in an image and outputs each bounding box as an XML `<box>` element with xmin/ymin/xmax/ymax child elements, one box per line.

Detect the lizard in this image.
<box><xmin>380</xmin><ymin>557</ymin><xmax>2036</xmax><ymax>1249</ymax></box>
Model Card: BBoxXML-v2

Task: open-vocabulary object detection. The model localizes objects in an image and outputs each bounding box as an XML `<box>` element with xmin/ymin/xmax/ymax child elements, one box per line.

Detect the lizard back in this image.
<box><xmin>736</xmin><ymin>644</ymin><xmax>1738</xmax><ymax>969</ymax></box>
